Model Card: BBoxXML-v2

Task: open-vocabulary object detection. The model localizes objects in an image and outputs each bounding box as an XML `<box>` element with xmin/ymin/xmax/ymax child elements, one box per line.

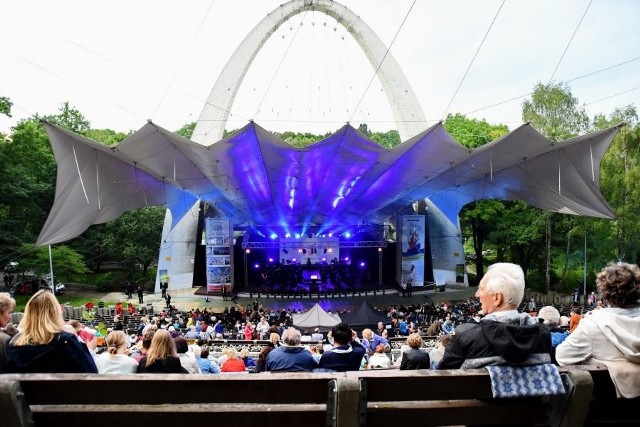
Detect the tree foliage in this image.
<box><xmin>0</xmin><ymin>96</ymin><xmax>12</xmax><ymax>118</ymax></box>
<box><xmin>17</xmin><ymin>243</ymin><xmax>89</xmax><ymax>282</ymax></box>
<box><xmin>104</xmin><ymin>207</ymin><xmax>165</xmax><ymax>276</ymax></box>
<box><xmin>522</xmin><ymin>82</ymin><xmax>590</xmax><ymax>141</ymax></box>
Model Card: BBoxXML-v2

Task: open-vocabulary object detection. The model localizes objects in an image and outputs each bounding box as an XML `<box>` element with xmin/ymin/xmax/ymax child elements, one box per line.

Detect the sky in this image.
<box><xmin>1</xmin><ymin>0</ymin><xmax>639</xmax><ymax>138</ymax></box>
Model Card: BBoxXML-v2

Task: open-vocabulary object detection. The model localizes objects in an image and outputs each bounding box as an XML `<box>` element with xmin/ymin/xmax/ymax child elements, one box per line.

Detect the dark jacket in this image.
<box><xmin>136</xmin><ymin>356</ymin><xmax>186</xmax><ymax>373</ymax></box>
<box><xmin>4</xmin><ymin>331</ymin><xmax>98</xmax><ymax>373</ymax></box>
<box><xmin>400</xmin><ymin>347</ymin><xmax>430</xmax><ymax>370</ymax></box>
<box><xmin>265</xmin><ymin>345</ymin><xmax>317</xmax><ymax>372</ymax></box>
<box><xmin>438</xmin><ymin>312</ymin><xmax>551</xmax><ymax>369</ymax></box>
<box><xmin>317</xmin><ymin>342</ymin><xmax>366</xmax><ymax>372</ymax></box>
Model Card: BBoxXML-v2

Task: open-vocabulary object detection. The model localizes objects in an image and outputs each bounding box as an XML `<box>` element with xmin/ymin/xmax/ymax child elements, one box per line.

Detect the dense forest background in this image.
<box><xmin>1</xmin><ymin>81</ymin><xmax>638</xmax><ymax>293</ymax></box>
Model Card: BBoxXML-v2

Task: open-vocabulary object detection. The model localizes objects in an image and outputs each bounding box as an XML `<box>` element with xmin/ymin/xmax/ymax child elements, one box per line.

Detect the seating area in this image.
<box><xmin>1</xmin><ymin>365</ymin><xmax>638</xmax><ymax>426</ymax></box>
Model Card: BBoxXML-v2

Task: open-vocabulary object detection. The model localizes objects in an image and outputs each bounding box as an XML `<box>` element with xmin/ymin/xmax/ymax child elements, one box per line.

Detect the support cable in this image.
<box><xmin>151</xmin><ymin>0</ymin><xmax>217</xmax><ymax>119</ymax></box>
<box><xmin>441</xmin><ymin>0</ymin><xmax>505</xmax><ymax>120</ymax></box>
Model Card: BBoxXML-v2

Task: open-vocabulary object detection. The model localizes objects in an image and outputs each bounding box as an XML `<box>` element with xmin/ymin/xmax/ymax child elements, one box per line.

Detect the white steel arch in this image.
<box><xmin>192</xmin><ymin>0</ymin><xmax>427</xmax><ymax>145</ymax></box>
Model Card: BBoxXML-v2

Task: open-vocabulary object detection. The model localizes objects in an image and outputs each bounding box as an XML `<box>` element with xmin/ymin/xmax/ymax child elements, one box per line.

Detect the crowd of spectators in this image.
<box><xmin>0</xmin><ymin>259</ymin><xmax>638</xmax><ymax>402</ymax></box>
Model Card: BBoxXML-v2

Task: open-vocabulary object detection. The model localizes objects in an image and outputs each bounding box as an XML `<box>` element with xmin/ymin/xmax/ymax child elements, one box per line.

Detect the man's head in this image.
<box><xmin>476</xmin><ymin>262</ymin><xmax>525</xmax><ymax>314</ymax></box>
<box><xmin>281</xmin><ymin>327</ymin><xmax>302</xmax><ymax>347</ymax></box>
<box><xmin>332</xmin><ymin>323</ymin><xmax>352</xmax><ymax>346</ymax></box>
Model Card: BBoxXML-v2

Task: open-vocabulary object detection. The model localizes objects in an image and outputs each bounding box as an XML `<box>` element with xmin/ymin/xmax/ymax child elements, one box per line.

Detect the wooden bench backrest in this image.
<box><xmin>1</xmin><ymin>373</ymin><xmax>344</xmax><ymax>427</ymax></box>
<box><xmin>349</xmin><ymin>369</ymin><xmax>574</xmax><ymax>427</ymax></box>
<box><xmin>3</xmin><ymin>366</ymin><xmax>638</xmax><ymax>427</ymax></box>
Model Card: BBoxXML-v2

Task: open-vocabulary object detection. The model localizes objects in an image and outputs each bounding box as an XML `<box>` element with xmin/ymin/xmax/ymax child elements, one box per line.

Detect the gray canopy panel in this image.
<box><xmin>36</xmin><ymin>121</ymin><xmax>619</xmax><ymax>245</ymax></box>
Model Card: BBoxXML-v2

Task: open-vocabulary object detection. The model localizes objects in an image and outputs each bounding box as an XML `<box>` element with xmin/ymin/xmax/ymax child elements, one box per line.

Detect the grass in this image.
<box><xmin>12</xmin><ymin>294</ymin><xmax>117</xmax><ymax>313</ymax></box>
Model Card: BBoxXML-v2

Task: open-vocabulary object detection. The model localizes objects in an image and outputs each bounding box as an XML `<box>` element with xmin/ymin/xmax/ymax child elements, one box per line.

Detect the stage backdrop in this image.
<box><xmin>205</xmin><ymin>218</ymin><xmax>232</xmax><ymax>293</ymax></box>
<box><xmin>401</xmin><ymin>215</ymin><xmax>425</xmax><ymax>287</ymax></box>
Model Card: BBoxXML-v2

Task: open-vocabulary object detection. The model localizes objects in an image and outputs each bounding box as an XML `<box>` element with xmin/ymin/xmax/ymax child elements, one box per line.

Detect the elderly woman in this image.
<box><xmin>0</xmin><ymin>292</ymin><xmax>17</xmax><ymax>372</ymax></box>
<box><xmin>4</xmin><ymin>290</ymin><xmax>97</xmax><ymax>373</ymax></box>
<box><xmin>400</xmin><ymin>332</ymin><xmax>430</xmax><ymax>370</ymax></box>
<box><xmin>97</xmin><ymin>330</ymin><xmax>138</xmax><ymax>374</ymax></box>
<box><xmin>557</xmin><ymin>262</ymin><xmax>640</xmax><ymax>366</ymax></box>
<box><xmin>537</xmin><ymin>305</ymin><xmax>568</xmax><ymax>365</ymax></box>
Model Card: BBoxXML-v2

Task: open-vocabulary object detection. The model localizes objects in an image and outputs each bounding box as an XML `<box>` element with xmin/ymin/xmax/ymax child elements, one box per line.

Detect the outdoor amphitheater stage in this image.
<box><xmin>194</xmin><ymin>280</ymin><xmax>437</xmax><ymax>299</ymax></box>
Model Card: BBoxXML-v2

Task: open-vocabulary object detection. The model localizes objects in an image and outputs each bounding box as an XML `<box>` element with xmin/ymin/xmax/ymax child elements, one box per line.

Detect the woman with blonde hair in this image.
<box><xmin>221</xmin><ymin>347</ymin><xmax>246</xmax><ymax>372</ymax></box>
<box><xmin>4</xmin><ymin>290</ymin><xmax>97</xmax><ymax>373</ymax></box>
<box><xmin>136</xmin><ymin>329</ymin><xmax>185</xmax><ymax>373</ymax></box>
<box><xmin>269</xmin><ymin>332</ymin><xmax>280</xmax><ymax>347</ymax></box>
<box><xmin>97</xmin><ymin>330</ymin><xmax>138</xmax><ymax>374</ymax></box>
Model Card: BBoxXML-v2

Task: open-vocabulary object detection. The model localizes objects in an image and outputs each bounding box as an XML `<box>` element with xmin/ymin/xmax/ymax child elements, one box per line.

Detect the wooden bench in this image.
<box><xmin>1</xmin><ymin>366</ymin><xmax>637</xmax><ymax>427</ymax></box>
<box><xmin>0</xmin><ymin>372</ymin><xmax>347</xmax><ymax>427</ymax></box>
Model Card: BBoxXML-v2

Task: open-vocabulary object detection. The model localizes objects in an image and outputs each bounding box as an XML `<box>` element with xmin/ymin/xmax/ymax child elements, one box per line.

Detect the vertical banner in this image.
<box><xmin>205</xmin><ymin>218</ymin><xmax>231</xmax><ymax>293</ymax></box>
<box><xmin>401</xmin><ymin>215</ymin><xmax>425</xmax><ymax>287</ymax></box>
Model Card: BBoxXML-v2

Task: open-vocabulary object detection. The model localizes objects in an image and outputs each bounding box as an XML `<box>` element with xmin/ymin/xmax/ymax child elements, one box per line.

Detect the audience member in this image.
<box><xmin>244</xmin><ymin>322</ymin><xmax>254</xmax><ymax>341</ymax></box>
<box><xmin>428</xmin><ymin>334</ymin><xmax>451</xmax><ymax>369</ymax></box>
<box><xmin>438</xmin><ymin>263</ymin><xmax>550</xmax><ymax>369</ymax></box>
<box><xmin>0</xmin><ymin>292</ymin><xmax>17</xmax><ymax>372</ymax></box>
<box><xmin>255</xmin><ymin>345</ymin><xmax>274</xmax><ymax>373</ymax></box>
<box><xmin>194</xmin><ymin>345</ymin><xmax>220</xmax><ymax>374</ymax></box>
<box><xmin>367</xmin><ymin>344</ymin><xmax>391</xmax><ymax>369</ymax></box>
<box><xmin>221</xmin><ymin>347</ymin><xmax>246</xmax><ymax>372</ymax></box>
<box><xmin>132</xmin><ymin>329</ymin><xmax>155</xmax><ymax>362</ymax></box>
<box><xmin>4</xmin><ymin>290</ymin><xmax>98</xmax><ymax>373</ymax></box>
<box><xmin>557</xmin><ymin>262</ymin><xmax>640</xmax><ymax>371</ymax></box>
<box><xmin>317</xmin><ymin>323</ymin><xmax>365</xmax><ymax>372</ymax></box>
<box><xmin>98</xmin><ymin>330</ymin><xmax>138</xmax><ymax>374</ymax></box>
<box><xmin>361</xmin><ymin>328</ymin><xmax>389</xmax><ymax>355</ymax></box>
<box><xmin>175</xmin><ymin>336</ymin><xmax>201</xmax><ymax>373</ymax></box>
<box><xmin>266</xmin><ymin>327</ymin><xmax>317</xmax><ymax>372</ymax></box>
<box><xmin>569</xmin><ymin>307</ymin><xmax>582</xmax><ymax>333</ymax></box>
<box><xmin>239</xmin><ymin>347</ymin><xmax>256</xmax><ymax>368</ymax></box>
<box><xmin>537</xmin><ymin>305</ymin><xmax>568</xmax><ymax>364</ymax></box>
<box><xmin>137</xmin><ymin>329</ymin><xmax>186</xmax><ymax>373</ymax></box>
<box><xmin>400</xmin><ymin>332</ymin><xmax>430</xmax><ymax>370</ymax></box>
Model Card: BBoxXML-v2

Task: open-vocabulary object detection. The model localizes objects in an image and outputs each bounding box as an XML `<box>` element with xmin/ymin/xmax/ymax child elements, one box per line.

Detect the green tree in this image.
<box><xmin>444</xmin><ymin>113</ymin><xmax>509</xmax><ymax>149</ymax></box>
<box><xmin>175</xmin><ymin>122</ymin><xmax>196</xmax><ymax>139</ymax></box>
<box><xmin>0</xmin><ymin>96</ymin><xmax>12</xmax><ymax>118</ymax></box>
<box><xmin>45</xmin><ymin>102</ymin><xmax>90</xmax><ymax>134</ymax></box>
<box><xmin>521</xmin><ymin>82</ymin><xmax>592</xmax><ymax>292</ymax></box>
<box><xmin>84</xmin><ymin>128</ymin><xmax>130</xmax><ymax>147</ymax></box>
<box><xmin>104</xmin><ymin>207</ymin><xmax>165</xmax><ymax>276</ymax></box>
<box><xmin>445</xmin><ymin>114</ymin><xmax>510</xmax><ymax>279</ymax></box>
<box><xmin>522</xmin><ymin>82</ymin><xmax>590</xmax><ymax>141</ymax></box>
<box><xmin>17</xmin><ymin>243</ymin><xmax>89</xmax><ymax>282</ymax></box>
<box><xmin>0</xmin><ymin>117</ymin><xmax>55</xmax><ymax>262</ymax></box>
<box><xmin>459</xmin><ymin>200</ymin><xmax>505</xmax><ymax>280</ymax></box>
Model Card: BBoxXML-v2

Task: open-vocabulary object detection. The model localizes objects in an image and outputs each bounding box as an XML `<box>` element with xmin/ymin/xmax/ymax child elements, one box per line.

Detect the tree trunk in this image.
<box><xmin>473</xmin><ymin>220</ymin><xmax>484</xmax><ymax>280</ymax></box>
<box><xmin>545</xmin><ymin>213</ymin><xmax>551</xmax><ymax>293</ymax></box>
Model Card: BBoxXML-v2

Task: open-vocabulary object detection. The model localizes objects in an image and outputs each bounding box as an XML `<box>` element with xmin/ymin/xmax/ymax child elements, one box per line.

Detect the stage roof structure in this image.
<box><xmin>36</xmin><ymin>120</ymin><xmax>619</xmax><ymax>245</ymax></box>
